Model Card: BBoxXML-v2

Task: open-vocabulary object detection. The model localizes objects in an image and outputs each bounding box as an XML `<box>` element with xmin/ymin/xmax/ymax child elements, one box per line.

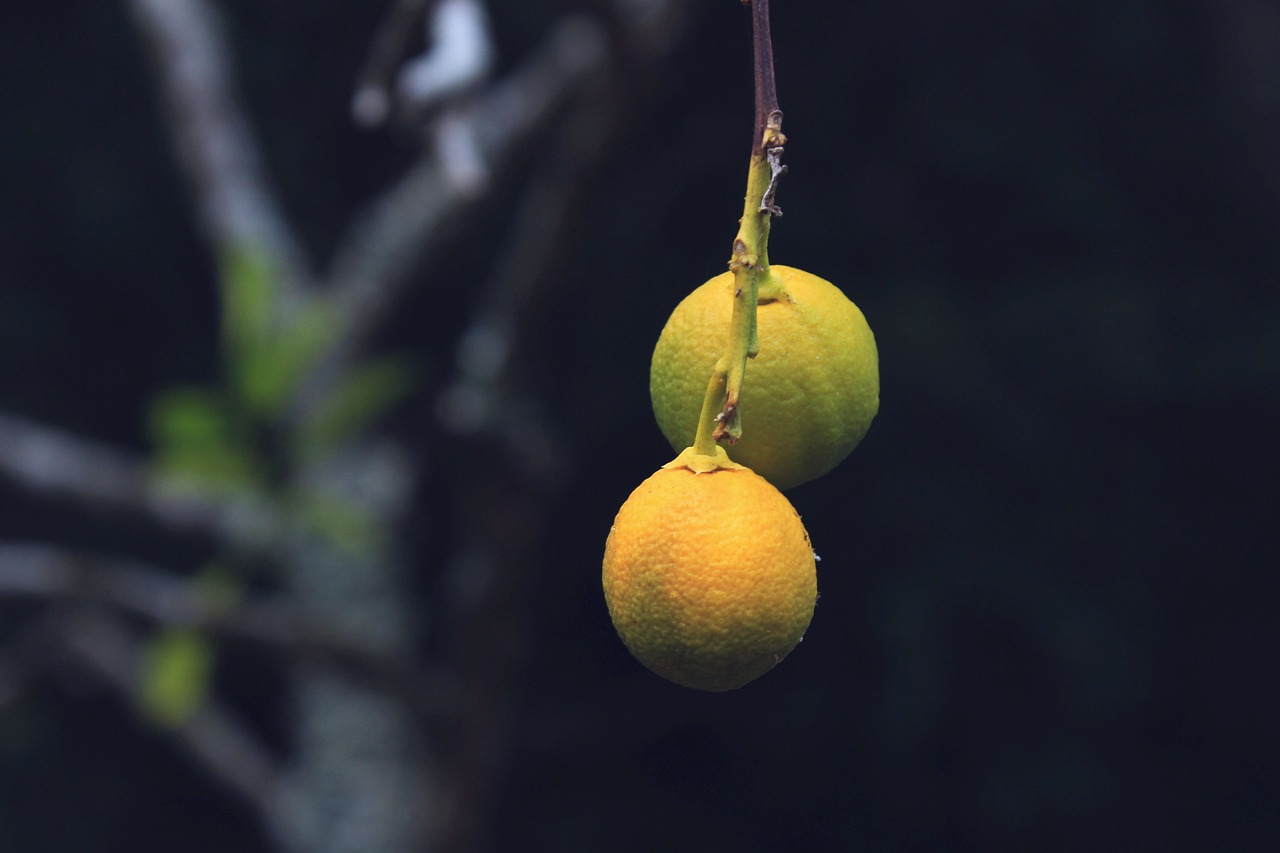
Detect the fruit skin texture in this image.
<box><xmin>602</xmin><ymin>455</ymin><xmax>817</xmax><ymax>692</ymax></box>
<box><xmin>650</xmin><ymin>265</ymin><xmax>879</xmax><ymax>490</ymax></box>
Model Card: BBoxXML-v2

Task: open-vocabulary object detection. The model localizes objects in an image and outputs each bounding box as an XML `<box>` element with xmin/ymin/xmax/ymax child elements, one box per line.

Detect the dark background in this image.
<box><xmin>2</xmin><ymin>0</ymin><xmax>1277</xmax><ymax>850</ymax></box>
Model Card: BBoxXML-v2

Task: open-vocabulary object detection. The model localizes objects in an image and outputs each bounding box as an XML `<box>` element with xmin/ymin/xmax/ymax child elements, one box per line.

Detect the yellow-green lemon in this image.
<box><xmin>650</xmin><ymin>264</ymin><xmax>879</xmax><ymax>489</ymax></box>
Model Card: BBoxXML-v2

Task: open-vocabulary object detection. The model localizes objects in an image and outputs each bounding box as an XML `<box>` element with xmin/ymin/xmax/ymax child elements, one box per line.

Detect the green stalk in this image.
<box><xmin>691</xmin><ymin>0</ymin><xmax>786</xmax><ymax>458</ymax></box>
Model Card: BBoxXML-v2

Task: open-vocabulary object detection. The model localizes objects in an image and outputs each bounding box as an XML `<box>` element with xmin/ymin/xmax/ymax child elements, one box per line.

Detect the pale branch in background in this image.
<box><xmin>0</xmin><ymin>544</ymin><xmax>377</xmax><ymax>663</ymax></box>
<box><xmin>126</xmin><ymin>0</ymin><xmax>313</xmax><ymax>313</ymax></box>
<box><xmin>355</xmin><ymin>0</ymin><xmax>498</xmax><ymax>191</ymax></box>
<box><xmin>437</xmin><ymin>69</ymin><xmax>617</xmax><ymax>469</ymax></box>
<box><xmin>396</xmin><ymin>0</ymin><xmax>496</xmax><ymax>115</ymax></box>
<box><xmin>0</xmin><ymin>411</ymin><xmax>281</xmax><ymax>556</ymax></box>
<box><xmin>330</xmin><ymin>14</ymin><xmax>607</xmax><ymax>332</ymax></box>
<box><xmin>57</xmin><ymin>608</ymin><xmax>282</xmax><ymax>809</ymax></box>
<box><xmin>427</xmin><ymin>80</ymin><xmax>619</xmax><ymax>852</ymax></box>
<box><xmin>425</xmin><ymin>3</ymin><xmax>693</xmax><ymax>841</ymax></box>
<box><xmin>0</xmin><ymin>0</ymin><xmax>690</xmax><ymax>849</ymax></box>
<box><xmin>298</xmin><ymin>15</ymin><xmax>609</xmax><ymax>417</ymax></box>
<box><xmin>434</xmin><ymin>106</ymin><xmax>490</xmax><ymax>194</ymax></box>
<box><xmin>352</xmin><ymin>0</ymin><xmax>435</xmax><ymax>127</ymax></box>
<box><xmin>0</xmin><ymin>542</ymin><xmax>459</xmax><ymax>717</ymax></box>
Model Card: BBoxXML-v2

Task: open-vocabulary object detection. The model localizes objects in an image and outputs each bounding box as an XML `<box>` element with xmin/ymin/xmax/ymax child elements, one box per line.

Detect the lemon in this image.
<box><xmin>602</xmin><ymin>448</ymin><xmax>817</xmax><ymax>691</ymax></box>
<box><xmin>650</xmin><ymin>265</ymin><xmax>879</xmax><ymax>489</ymax></box>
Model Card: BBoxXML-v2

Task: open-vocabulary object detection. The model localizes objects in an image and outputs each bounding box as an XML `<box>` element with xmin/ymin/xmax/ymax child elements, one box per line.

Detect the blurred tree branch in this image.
<box><xmin>311</xmin><ymin>15</ymin><xmax>608</xmax><ymax>407</ymax></box>
<box><xmin>353</xmin><ymin>0</ymin><xmax>435</xmax><ymax>127</ymax></box>
<box><xmin>0</xmin><ymin>0</ymin><xmax>689</xmax><ymax>849</ymax></box>
<box><xmin>1</xmin><ymin>544</ymin><xmax>371</xmax><ymax>664</ymax></box>
<box><xmin>56</xmin><ymin>607</ymin><xmax>283</xmax><ymax>809</ymax></box>
<box><xmin>0</xmin><ymin>410</ymin><xmax>281</xmax><ymax>555</ymax></box>
<box><xmin>126</xmin><ymin>0</ymin><xmax>315</xmax><ymax>317</ymax></box>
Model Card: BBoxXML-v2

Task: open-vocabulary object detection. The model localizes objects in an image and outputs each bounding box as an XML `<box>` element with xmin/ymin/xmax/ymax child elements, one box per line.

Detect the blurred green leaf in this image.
<box><xmin>147</xmin><ymin>387</ymin><xmax>261</xmax><ymax>489</ymax></box>
<box><xmin>275</xmin><ymin>300</ymin><xmax>339</xmax><ymax>389</ymax></box>
<box><xmin>138</xmin><ymin>628</ymin><xmax>215</xmax><ymax>729</ymax></box>
<box><xmin>192</xmin><ymin>563</ymin><xmax>245</xmax><ymax>617</ymax></box>
<box><xmin>219</xmin><ymin>246</ymin><xmax>340</xmax><ymax>422</ymax></box>
<box><xmin>220</xmin><ymin>245</ymin><xmax>279</xmax><ymax>420</ymax></box>
<box><xmin>148</xmin><ymin>387</ymin><xmax>228</xmax><ymax>449</ymax></box>
<box><xmin>236</xmin><ymin>301</ymin><xmax>340</xmax><ymax>422</ymax></box>
<box><xmin>219</xmin><ymin>245</ymin><xmax>274</xmax><ymax>359</ymax></box>
<box><xmin>295</xmin><ymin>492</ymin><xmax>384</xmax><ymax>557</ymax></box>
<box><xmin>300</xmin><ymin>355</ymin><xmax>416</xmax><ymax>455</ymax></box>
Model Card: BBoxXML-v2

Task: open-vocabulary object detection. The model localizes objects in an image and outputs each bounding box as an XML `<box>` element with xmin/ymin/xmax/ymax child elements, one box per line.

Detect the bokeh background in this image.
<box><xmin>2</xmin><ymin>0</ymin><xmax>1277</xmax><ymax>850</ymax></box>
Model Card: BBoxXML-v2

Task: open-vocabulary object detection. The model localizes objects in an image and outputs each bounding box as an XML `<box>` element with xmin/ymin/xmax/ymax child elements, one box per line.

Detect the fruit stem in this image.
<box><xmin>691</xmin><ymin>0</ymin><xmax>786</xmax><ymax>458</ymax></box>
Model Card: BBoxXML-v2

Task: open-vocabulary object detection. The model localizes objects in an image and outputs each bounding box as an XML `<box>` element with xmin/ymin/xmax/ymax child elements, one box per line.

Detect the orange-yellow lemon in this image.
<box><xmin>602</xmin><ymin>449</ymin><xmax>817</xmax><ymax>691</ymax></box>
<box><xmin>650</xmin><ymin>265</ymin><xmax>879</xmax><ymax>489</ymax></box>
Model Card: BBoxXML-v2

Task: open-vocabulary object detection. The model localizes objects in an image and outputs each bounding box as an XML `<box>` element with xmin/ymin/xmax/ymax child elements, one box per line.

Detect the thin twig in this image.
<box><xmin>751</xmin><ymin>0</ymin><xmax>779</xmax><ymax>155</ymax></box>
<box><xmin>352</xmin><ymin>0</ymin><xmax>434</xmax><ymax>126</ymax></box>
